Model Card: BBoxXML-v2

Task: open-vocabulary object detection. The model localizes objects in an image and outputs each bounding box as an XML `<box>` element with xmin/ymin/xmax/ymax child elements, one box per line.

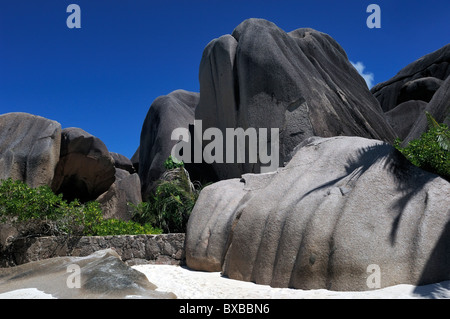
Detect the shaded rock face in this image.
<box><xmin>139</xmin><ymin>90</ymin><xmax>199</xmax><ymax>200</ymax></box>
<box><xmin>402</xmin><ymin>75</ymin><xmax>450</xmax><ymax>145</ymax></box>
<box><xmin>0</xmin><ymin>249</ymin><xmax>176</xmax><ymax>299</ymax></box>
<box><xmin>371</xmin><ymin>44</ymin><xmax>449</xmax><ymax>142</ymax></box>
<box><xmin>195</xmin><ymin>19</ymin><xmax>396</xmax><ymax>180</ymax></box>
<box><xmin>110</xmin><ymin>152</ymin><xmax>136</xmax><ymax>174</ymax></box>
<box><xmin>185</xmin><ymin>136</ymin><xmax>450</xmax><ymax>291</ymax></box>
<box><xmin>372</xmin><ymin>44</ymin><xmax>450</xmax><ymax>113</ymax></box>
<box><xmin>51</xmin><ymin>127</ymin><xmax>116</xmax><ymax>202</ymax></box>
<box><xmin>0</xmin><ymin>112</ymin><xmax>61</xmax><ymax>188</ymax></box>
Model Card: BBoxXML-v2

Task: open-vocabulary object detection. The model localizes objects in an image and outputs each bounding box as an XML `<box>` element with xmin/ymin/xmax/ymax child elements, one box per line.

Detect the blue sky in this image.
<box><xmin>0</xmin><ymin>1</ymin><xmax>449</xmax><ymax>159</ymax></box>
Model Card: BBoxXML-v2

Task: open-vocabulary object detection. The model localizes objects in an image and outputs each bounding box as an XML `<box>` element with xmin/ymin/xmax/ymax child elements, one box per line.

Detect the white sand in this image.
<box><xmin>132</xmin><ymin>264</ymin><xmax>450</xmax><ymax>299</ymax></box>
<box><xmin>1</xmin><ymin>264</ymin><xmax>449</xmax><ymax>299</ymax></box>
<box><xmin>0</xmin><ymin>288</ymin><xmax>55</xmax><ymax>299</ymax></box>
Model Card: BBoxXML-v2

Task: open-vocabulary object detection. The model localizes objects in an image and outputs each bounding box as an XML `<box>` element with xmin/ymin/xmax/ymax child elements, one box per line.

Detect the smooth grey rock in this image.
<box><xmin>139</xmin><ymin>90</ymin><xmax>199</xmax><ymax>200</ymax></box>
<box><xmin>195</xmin><ymin>19</ymin><xmax>395</xmax><ymax>180</ymax></box>
<box><xmin>186</xmin><ymin>136</ymin><xmax>450</xmax><ymax>291</ymax></box>
<box><xmin>0</xmin><ymin>112</ymin><xmax>61</xmax><ymax>188</ymax></box>
<box><xmin>0</xmin><ymin>249</ymin><xmax>176</xmax><ymax>299</ymax></box>
<box><xmin>51</xmin><ymin>127</ymin><xmax>116</xmax><ymax>202</ymax></box>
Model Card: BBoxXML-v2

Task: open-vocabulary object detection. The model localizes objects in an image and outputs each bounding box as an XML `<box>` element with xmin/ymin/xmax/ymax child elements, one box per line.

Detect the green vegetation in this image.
<box><xmin>394</xmin><ymin>112</ymin><xmax>450</xmax><ymax>181</ymax></box>
<box><xmin>131</xmin><ymin>156</ymin><xmax>202</xmax><ymax>233</ymax></box>
<box><xmin>0</xmin><ymin>178</ymin><xmax>161</xmax><ymax>237</ymax></box>
<box><xmin>0</xmin><ymin>156</ymin><xmax>203</xmax><ymax>237</ymax></box>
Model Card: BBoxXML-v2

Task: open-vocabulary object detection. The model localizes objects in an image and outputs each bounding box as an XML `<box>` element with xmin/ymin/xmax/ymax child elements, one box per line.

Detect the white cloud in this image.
<box><xmin>350</xmin><ymin>61</ymin><xmax>375</xmax><ymax>89</ymax></box>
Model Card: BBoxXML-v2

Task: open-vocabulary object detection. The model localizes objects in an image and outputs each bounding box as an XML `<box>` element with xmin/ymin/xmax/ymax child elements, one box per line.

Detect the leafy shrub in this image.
<box><xmin>394</xmin><ymin>113</ymin><xmax>450</xmax><ymax>181</ymax></box>
<box><xmin>164</xmin><ymin>155</ymin><xmax>184</xmax><ymax>170</ymax></box>
<box><xmin>132</xmin><ymin>164</ymin><xmax>201</xmax><ymax>233</ymax></box>
<box><xmin>0</xmin><ymin>178</ymin><xmax>161</xmax><ymax>236</ymax></box>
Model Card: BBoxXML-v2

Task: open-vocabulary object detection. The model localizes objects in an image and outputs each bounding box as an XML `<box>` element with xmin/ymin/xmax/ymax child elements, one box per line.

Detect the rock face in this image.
<box><xmin>195</xmin><ymin>19</ymin><xmax>396</xmax><ymax>180</ymax></box>
<box><xmin>0</xmin><ymin>249</ymin><xmax>176</xmax><ymax>299</ymax></box>
<box><xmin>185</xmin><ymin>136</ymin><xmax>450</xmax><ymax>291</ymax></box>
<box><xmin>371</xmin><ymin>44</ymin><xmax>449</xmax><ymax>142</ymax></box>
<box><xmin>139</xmin><ymin>90</ymin><xmax>199</xmax><ymax>200</ymax></box>
<box><xmin>0</xmin><ymin>112</ymin><xmax>61</xmax><ymax>188</ymax></box>
<box><xmin>51</xmin><ymin>127</ymin><xmax>116</xmax><ymax>202</ymax></box>
<box><xmin>110</xmin><ymin>152</ymin><xmax>136</xmax><ymax>174</ymax></box>
<box><xmin>402</xmin><ymin>75</ymin><xmax>450</xmax><ymax>144</ymax></box>
<box><xmin>371</xmin><ymin>44</ymin><xmax>450</xmax><ymax>113</ymax></box>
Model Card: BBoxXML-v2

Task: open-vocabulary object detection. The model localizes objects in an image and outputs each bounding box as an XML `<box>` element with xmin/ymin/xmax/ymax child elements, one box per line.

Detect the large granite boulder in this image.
<box><xmin>0</xmin><ymin>249</ymin><xmax>176</xmax><ymax>299</ymax></box>
<box><xmin>195</xmin><ymin>19</ymin><xmax>396</xmax><ymax>180</ymax></box>
<box><xmin>0</xmin><ymin>112</ymin><xmax>61</xmax><ymax>188</ymax></box>
<box><xmin>51</xmin><ymin>127</ymin><xmax>116</xmax><ymax>202</ymax></box>
<box><xmin>139</xmin><ymin>90</ymin><xmax>199</xmax><ymax>200</ymax></box>
<box><xmin>185</xmin><ymin>136</ymin><xmax>450</xmax><ymax>291</ymax></box>
<box><xmin>371</xmin><ymin>44</ymin><xmax>450</xmax><ymax>113</ymax></box>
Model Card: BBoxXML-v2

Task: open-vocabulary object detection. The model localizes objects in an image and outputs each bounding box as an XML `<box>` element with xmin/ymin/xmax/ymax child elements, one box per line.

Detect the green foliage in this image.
<box><xmin>164</xmin><ymin>155</ymin><xmax>184</xmax><ymax>170</ymax></box>
<box><xmin>132</xmin><ymin>166</ymin><xmax>201</xmax><ymax>233</ymax></box>
<box><xmin>394</xmin><ymin>115</ymin><xmax>450</xmax><ymax>181</ymax></box>
<box><xmin>0</xmin><ymin>178</ymin><xmax>161</xmax><ymax>236</ymax></box>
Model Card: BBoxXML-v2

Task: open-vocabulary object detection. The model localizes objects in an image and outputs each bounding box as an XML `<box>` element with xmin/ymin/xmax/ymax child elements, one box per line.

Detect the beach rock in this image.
<box><xmin>371</xmin><ymin>44</ymin><xmax>450</xmax><ymax>112</ymax></box>
<box><xmin>51</xmin><ymin>127</ymin><xmax>115</xmax><ymax>202</ymax></box>
<box><xmin>185</xmin><ymin>136</ymin><xmax>450</xmax><ymax>291</ymax></box>
<box><xmin>195</xmin><ymin>19</ymin><xmax>395</xmax><ymax>180</ymax></box>
<box><xmin>139</xmin><ymin>90</ymin><xmax>199</xmax><ymax>200</ymax></box>
<box><xmin>96</xmin><ymin>168</ymin><xmax>142</xmax><ymax>221</ymax></box>
<box><xmin>0</xmin><ymin>249</ymin><xmax>176</xmax><ymax>299</ymax></box>
<box><xmin>0</xmin><ymin>112</ymin><xmax>61</xmax><ymax>188</ymax></box>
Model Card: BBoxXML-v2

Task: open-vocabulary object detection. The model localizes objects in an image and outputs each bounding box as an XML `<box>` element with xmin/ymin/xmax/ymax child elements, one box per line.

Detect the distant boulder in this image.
<box><xmin>196</xmin><ymin>19</ymin><xmax>396</xmax><ymax>180</ymax></box>
<box><xmin>402</xmin><ymin>75</ymin><xmax>450</xmax><ymax>145</ymax></box>
<box><xmin>186</xmin><ymin>136</ymin><xmax>450</xmax><ymax>291</ymax></box>
<box><xmin>371</xmin><ymin>44</ymin><xmax>450</xmax><ymax>113</ymax></box>
<box><xmin>396</xmin><ymin>77</ymin><xmax>443</xmax><ymax>105</ymax></box>
<box><xmin>0</xmin><ymin>112</ymin><xmax>61</xmax><ymax>188</ymax></box>
<box><xmin>51</xmin><ymin>127</ymin><xmax>116</xmax><ymax>202</ymax></box>
<box><xmin>385</xmin><ymin>100</ymin><xmax>428</xmax><ymax>140</ymax></box>
<box><xmin>139</xmin><ymin>90</ymin><xmax>198</xmax><ymax>200</ymax></box>
<box><xmin>110</xmin><ymin>152</ymin><xmax>136</xmax><ymax>174</ymax></box>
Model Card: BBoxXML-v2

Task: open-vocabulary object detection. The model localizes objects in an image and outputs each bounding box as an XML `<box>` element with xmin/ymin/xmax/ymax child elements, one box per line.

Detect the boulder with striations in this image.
<box><xmin>195</xmin><ymin>19</ymin><xmax>396</xmax><ymax>180</ymax></box>
<box><xmin>186</xmin><ymin>136</ymin><xmax>450</xmax><ymax>291</ymax></box>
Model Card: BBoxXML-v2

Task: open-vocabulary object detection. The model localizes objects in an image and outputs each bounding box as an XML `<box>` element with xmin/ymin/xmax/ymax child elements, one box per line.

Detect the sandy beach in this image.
<box><xmin>1</xmin><ymin>264</ymin><xmax>449</xmax><ymax>299</ymax></box>
<box><xmin>132</xmin><ymin>264</ymin><xmax>450</xmax><ymax>299</ymax></box>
